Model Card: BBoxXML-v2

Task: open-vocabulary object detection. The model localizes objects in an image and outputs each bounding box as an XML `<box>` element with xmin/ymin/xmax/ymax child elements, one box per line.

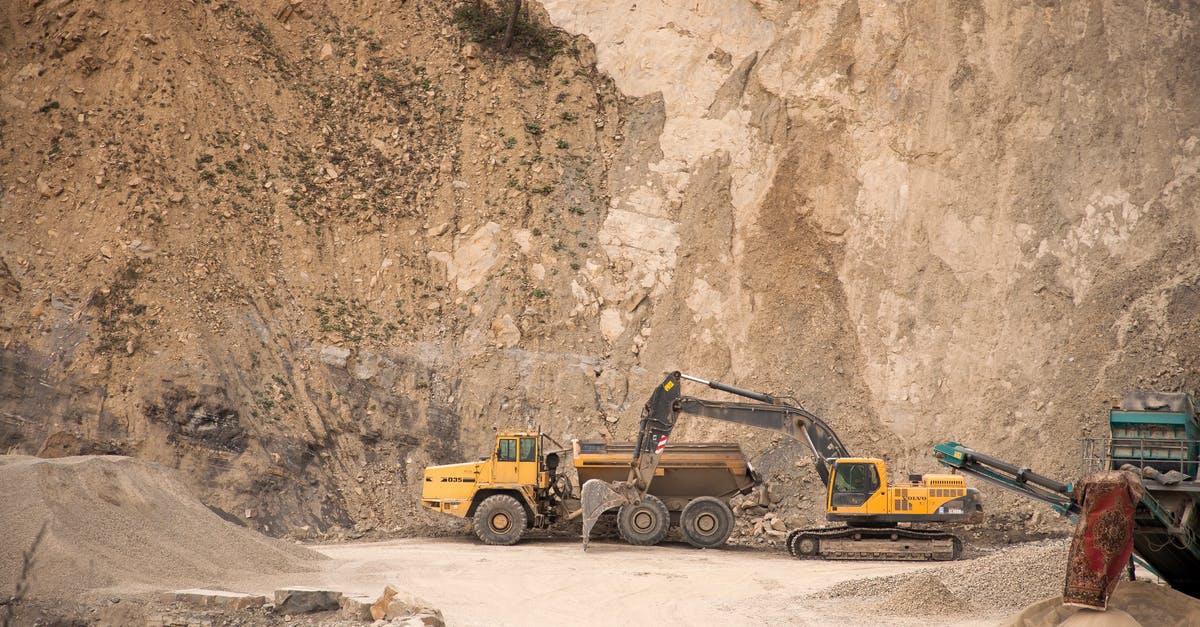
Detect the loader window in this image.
<box><xmin>519</xmin><ymin>437</ymin><xmax>537</xmax><ymax>462</ymax></box>
<box><xmin>498</xmin><ymin>439</ymin><xmax>517</xmax><ymax>462</ymax></box>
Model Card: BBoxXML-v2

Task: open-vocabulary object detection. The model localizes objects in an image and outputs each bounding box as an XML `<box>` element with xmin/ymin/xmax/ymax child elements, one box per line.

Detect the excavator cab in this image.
<box><xmin>830</xmin><ymin>462</ymin><xmax>880</xmax><ymax>508</ymax></box>
<box><xmin>828</xmin><ymin>460</ymin><xmax>886</xmax><ymax>511</ymax></box>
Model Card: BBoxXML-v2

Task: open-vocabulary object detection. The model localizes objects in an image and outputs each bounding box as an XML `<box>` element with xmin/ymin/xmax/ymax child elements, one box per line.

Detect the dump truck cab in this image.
<box><xmin>422</xmin><ymin>431</ymin><xmax>568</xmax><ymax>545</ymax></box>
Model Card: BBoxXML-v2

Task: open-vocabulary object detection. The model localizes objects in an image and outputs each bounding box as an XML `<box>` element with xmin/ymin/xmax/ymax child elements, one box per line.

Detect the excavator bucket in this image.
<box><xmin>580</xmin><ymin>479</ymin><xmax>630</xmax><ymax>550</ymax></box>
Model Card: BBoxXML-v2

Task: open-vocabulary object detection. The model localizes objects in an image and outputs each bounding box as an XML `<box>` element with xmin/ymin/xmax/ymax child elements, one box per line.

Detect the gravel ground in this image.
<box><xmin>812</xmin><ymin>538</ymin><xmax>1071</xmax><ymax>613</ymax></box>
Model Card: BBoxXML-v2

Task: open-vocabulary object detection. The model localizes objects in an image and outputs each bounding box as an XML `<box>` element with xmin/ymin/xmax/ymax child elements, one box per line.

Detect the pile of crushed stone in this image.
<box><xmin>0</xmin><ymin>455</ymin><xmax>321</xmax><ymax>598</ymax></box>
<box><xmin>873</xmin><ymin>573</ymin><xmax>971</xmax><ymax>615</ymax></box>
<box><xmin>813</xmin><ymin>539</ymin><xmax>1070</xmax><ymax>613</ymax></box>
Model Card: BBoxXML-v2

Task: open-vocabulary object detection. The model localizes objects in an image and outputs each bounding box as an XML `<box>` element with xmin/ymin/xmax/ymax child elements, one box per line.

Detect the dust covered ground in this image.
<box><xmin>1</xmin><ymin>454</ymin><xmax>1192</xmax><ymax>626</ymax></box>
<box><xmin>294</xmin><ymin>537</ymin><xmax>1198</xmax><ymax>627</ymax></box>
<box><xmin>246</xmin><ymin>537</ymin><xmax>1055</xmax><ymax>627</ymax></box>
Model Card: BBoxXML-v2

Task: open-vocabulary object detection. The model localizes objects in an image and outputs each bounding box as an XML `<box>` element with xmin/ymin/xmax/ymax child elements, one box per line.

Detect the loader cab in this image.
<box><xmin>491</xmin><ymin>432</ymin><xmax>540</xmax><ymax>486</ymax></box>
<box><xmin>828</xmin><ymin>459</ymin><xmax>883</xmax><ymax>509</ymax></box>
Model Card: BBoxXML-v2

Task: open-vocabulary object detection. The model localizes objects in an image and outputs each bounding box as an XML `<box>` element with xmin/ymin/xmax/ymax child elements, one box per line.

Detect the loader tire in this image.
<box><xmin>617</xmin><ymin>494</ymin><xmax>670</xmax><ymax>546</ymax></box>
<box><xmin>474</xmin><ymin>494</ymin><xmax>527</xmax><ymax>546</ymax></box>
<box><xmin>680</xmin><ymin>497</ymin><xmax>734</xmax><ymax>549</ymax></box>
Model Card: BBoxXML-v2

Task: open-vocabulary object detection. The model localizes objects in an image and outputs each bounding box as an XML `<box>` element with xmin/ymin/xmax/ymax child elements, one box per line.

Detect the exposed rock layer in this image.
<box><xmin>1</xmin><ymin>0</ymin><xmax>1198</xmax><ymax>536</ymax></box>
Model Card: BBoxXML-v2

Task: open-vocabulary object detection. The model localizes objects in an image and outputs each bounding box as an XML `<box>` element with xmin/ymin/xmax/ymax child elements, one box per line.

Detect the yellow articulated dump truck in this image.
<box><xmin>421</xmin><ymin>431</ymin><xmax>759</xmax><ymax>546</ymax></box>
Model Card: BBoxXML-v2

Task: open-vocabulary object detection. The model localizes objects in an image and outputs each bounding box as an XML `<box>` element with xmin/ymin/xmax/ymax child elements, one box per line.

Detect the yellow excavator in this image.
<box><xmin>581</xmin><ymin>371</ymin><xmax>983</xmax><ymax>560</ymax></box>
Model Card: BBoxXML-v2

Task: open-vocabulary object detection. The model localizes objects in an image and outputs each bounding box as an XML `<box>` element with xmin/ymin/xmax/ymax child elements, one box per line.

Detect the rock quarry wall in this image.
<box><xmin>543</xmin><ymin>0</ymin><xmax>1200</xmax><ymax>469</ymax></box>
<box><xmin>1</xmin><ymin>0</ymin><xmax>1198</xmax><ymax>536</ymax></box>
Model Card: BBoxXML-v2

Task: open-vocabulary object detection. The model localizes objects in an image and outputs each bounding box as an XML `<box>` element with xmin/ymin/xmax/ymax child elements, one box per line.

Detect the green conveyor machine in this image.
<box><xmin>934</xmin><ymin>391</ymin><xmax>1200</xmax><ymax>599</ymax></box>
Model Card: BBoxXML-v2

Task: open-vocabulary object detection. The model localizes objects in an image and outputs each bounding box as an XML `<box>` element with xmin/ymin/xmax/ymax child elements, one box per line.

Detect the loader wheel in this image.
<box><xmin>474</xmin><ymin>494</ymin><xmax>527</xmax><ymax>546</ymax></box>
<box><xmin>617</xmin><ymin>494</ymin><xmax>670</xmax><ymax>546</ymax></box>
<box><xmin>680</xmin><ymin>497</ymin><xmax>734</xmax><ymax>549</ymax></box>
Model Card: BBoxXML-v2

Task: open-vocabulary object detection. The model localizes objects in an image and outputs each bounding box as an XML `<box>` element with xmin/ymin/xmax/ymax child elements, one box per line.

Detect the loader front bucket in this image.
<box><xmin>580</xmin><ymin>479</ymin><xmax>631</xmax><ymax>550</ymax></box>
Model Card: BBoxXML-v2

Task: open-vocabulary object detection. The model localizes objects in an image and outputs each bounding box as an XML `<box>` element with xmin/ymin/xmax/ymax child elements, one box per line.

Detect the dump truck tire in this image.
<box><xmin>680</xmin><ymin>496</ymin><xmax>734</xmax><ymax>548</ymax></box>
<box><xmin>617</xmin><ymin>494</ymin><xmax>670</xmax><ymax>546</ymax></box>
<box><xmin>474</xmin><ymin>494</ymin><xmax>526</xmax><ymax>545</ymax></box>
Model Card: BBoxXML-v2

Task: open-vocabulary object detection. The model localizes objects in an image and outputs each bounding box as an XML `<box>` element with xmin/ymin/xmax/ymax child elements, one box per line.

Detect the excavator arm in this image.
<box><xmin>580</xmin><ymin>371</ymin><xmax>849</xmax><ymax>547</ymax></box>
<box><xmin>674</xmin><ymin>396</ymin><xmax>848</xmax><ymax>485</ymax></box>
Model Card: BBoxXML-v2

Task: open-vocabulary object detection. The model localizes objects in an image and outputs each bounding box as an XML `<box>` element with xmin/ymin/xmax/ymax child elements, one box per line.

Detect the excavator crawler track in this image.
<box><xmin>786</xmin><ymin>526</ymin><xmax>962</xmax><ymax>561</ymax></box>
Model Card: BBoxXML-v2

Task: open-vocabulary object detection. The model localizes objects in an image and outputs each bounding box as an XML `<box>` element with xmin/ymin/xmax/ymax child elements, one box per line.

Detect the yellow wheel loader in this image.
<box><xmin>580</xmin><ymin>371</ymin><xmax>984</xmax><ymax>560</ymax></box>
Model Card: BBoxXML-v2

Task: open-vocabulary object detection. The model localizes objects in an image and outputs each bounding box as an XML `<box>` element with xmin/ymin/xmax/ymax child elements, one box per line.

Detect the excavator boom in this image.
<box><xmin>674</xmin><ymin>397</ymin><xmax>848</xmax><ymax>485</ymax></box>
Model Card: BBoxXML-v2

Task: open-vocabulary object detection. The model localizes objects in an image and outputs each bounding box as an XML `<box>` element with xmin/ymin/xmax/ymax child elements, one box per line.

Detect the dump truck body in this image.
<box><xmin>420</xmin><ymin>432</ymin><xmax>759</xmax><ymax>547</ymax></box>
<box><xmin>573</xmin><ymin>441</ymin><xmax>758</xmax><ymax>512</ymax></box>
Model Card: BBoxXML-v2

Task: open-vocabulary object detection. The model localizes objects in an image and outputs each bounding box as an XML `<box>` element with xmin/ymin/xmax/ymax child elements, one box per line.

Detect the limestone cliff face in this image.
<box><xmin>1</xmin><ymin>0</ymin><xmax>1197</xmax><ymax>536</ymax></box>
<box><xmin>542</xmin><ymin>1</ymin><xmax>1200</xmax><ymax>480</ymax></box>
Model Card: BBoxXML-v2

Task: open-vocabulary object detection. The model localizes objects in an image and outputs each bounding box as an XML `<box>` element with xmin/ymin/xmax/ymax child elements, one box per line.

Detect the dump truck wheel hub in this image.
<box><xmin>490</xmin><ymin>512</ymin><xmax>511</xmax><ymax>532</ymax></box>
<box><xmin>696</xmin><ymin>512</ymin><xmax>718</xmax><ymax>534</ymax></box>
<box><xmin>632</xmin><ymin>510</ymin><xmax>654</xmax><ymax>531</ymax></box>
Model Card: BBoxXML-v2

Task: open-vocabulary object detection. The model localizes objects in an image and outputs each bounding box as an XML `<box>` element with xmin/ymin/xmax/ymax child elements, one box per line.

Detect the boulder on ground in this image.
<box><xmin>274</xmin><ymin>587</ymin><xmax>341</xmax><ymax>614</ymax></box>
<box><xmin>370</xmin><ymin>585</ymin><xmax>399</xmax><ymax>620</ymax></box>
<box><xmin>383</xmin><ymin>594</ymin><xmax>444</xmax><ymax>624</ymax></box>
<box><xmin>160</xmin><ymin>589</ymin><xmax>266</xmax><ymax>610</ymax></box>
<box><xmin>397</xmin><ymin>613</ymin><xmax>446</xmax><ymax>627</ymax></box>
<box><xmin>340</xmin><ymin>593</ymin><xmax>375</xmax><ymax>621</ymax></box>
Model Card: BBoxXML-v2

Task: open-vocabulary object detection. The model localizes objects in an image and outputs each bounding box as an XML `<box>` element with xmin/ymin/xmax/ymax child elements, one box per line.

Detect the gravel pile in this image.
<box><xmin>813</xmin><ymin>539</ymin><xmax>1070</xmax><ymax>612</ymax></box>
<box><xmin>0</xmin><ymin>455</ymin><xmax>322</xmax><ymax>598</ymax></box>
<box><xmin>873</xmin><ymin>573</ymin><xmax>970</xmax><ymax>615</ymax></box>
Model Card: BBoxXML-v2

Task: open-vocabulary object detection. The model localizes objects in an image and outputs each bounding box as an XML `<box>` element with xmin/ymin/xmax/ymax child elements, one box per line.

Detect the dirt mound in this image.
<box><xmin>0</xmin><ymin>455</ymin><xmax>321</xmax><ymax>598</ymax></box>
<box><xmin>1007</xmin><ymin>580</ymin><xmax>1200</xmax><ymax>626</ymax></box>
